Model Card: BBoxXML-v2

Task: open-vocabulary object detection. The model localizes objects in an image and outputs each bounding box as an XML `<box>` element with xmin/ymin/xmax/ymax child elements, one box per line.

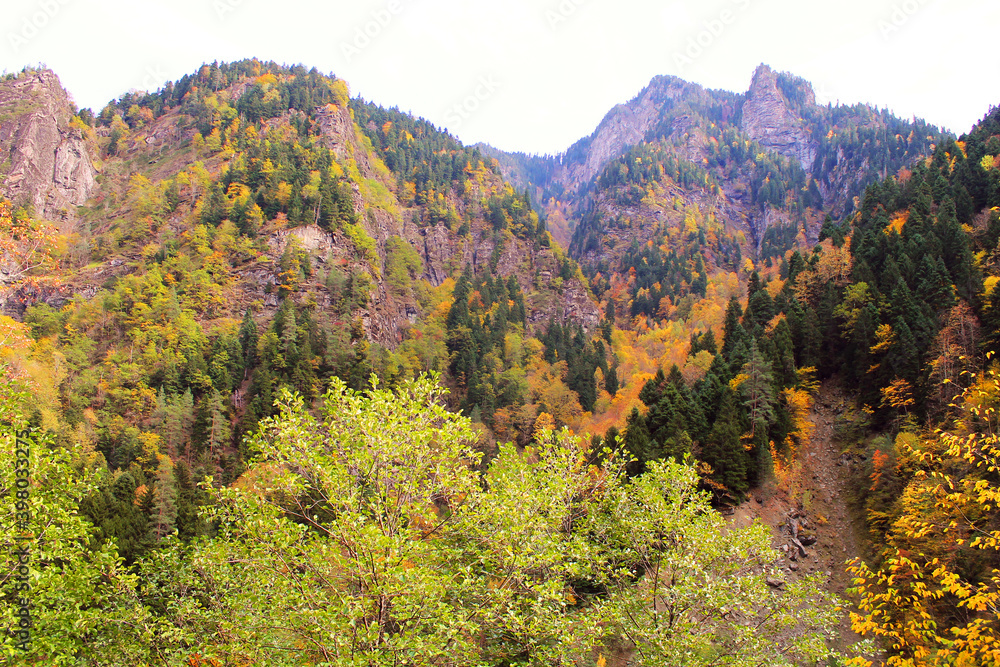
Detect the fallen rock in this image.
<box><xmin>790</xmin><ymin>536</ymin><xmax>809</xmax><ymax>558</ymax></box>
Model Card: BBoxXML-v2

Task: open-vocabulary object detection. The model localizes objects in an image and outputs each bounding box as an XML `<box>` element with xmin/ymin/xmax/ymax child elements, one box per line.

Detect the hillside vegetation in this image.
<box><xmin>2</xmin><ymin>59</ymin><xmax>1000</xmax><ymax>665</ymax></box>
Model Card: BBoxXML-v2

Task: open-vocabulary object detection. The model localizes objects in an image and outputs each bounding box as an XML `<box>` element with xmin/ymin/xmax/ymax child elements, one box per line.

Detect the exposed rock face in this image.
<box><xmin>554</xmin><ymin>76</ymin><xmax>693</xmax><ymax>194</ymax></box>
<box><xmin>741</xmin><ymin>64</ymin><xmax>818</xmax><ymax>172</ymax></box>
<box><xmin>0</xmin><ymin>69</ymin><xmax>96</xmax><ymax>226</ymax></box>
<box><xmin>406</xmin><ymin>219</ymin><xmax>600</xmax><ymax>334</ymax></box>
<box><xmin>313</xmin><ymin>103</ymin><xmax>380</xmax><ymax>182</ymax></box>
<box><xmin>308</xmin><ymin>99</ymin><xmax>601</xmax><ymax>341</ymax></box>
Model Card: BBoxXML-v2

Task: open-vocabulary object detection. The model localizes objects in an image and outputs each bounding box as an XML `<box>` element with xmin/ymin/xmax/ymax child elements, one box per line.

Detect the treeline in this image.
<box><xmin>352</xmin><ymin>99</ymin><xmax>496</xmax><ymax>195</ymax></box>
<box><xmin>93</xmin><ymin>59</ymin><xmax>348</xmax><ymax>128</ymax></box>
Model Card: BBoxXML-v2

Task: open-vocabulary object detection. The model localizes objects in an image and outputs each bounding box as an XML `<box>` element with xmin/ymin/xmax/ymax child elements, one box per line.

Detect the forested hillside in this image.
<box><xmin>2</xmin><ymin>59</ymin><xmax>1000</xmax><ymax>665</ymax></box>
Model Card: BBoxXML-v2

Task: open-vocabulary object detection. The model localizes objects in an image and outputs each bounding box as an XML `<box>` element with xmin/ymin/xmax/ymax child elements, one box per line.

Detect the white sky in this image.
<box><xmin>2</xmin><ymin>0</ymin><xmax>997</xmax><ymax>155</ymax></box>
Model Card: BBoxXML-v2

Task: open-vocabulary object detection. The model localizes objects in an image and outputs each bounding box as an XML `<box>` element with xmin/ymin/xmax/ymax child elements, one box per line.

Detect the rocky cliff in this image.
<box><xmin>0</xmin><ymin>69</ymin><xmax>96</xmax><ymax>227</ymax></box>
<box><xmin>553</xmin><ymin>75</ymin><xmax>695</xmax><ymax>195</ymax></box>
<box><xmin>482</xmin><ymin>63</ymin><xmax>941</xmax><ymax>266</ymax></box>
<box><xmin>740</xmin><ymin>64</ymin><xmax>818</xmax><ymax>172</ymax></box>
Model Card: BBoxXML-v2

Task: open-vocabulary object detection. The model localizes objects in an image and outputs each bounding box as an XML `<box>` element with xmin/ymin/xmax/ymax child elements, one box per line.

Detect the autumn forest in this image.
<box><xmin>2</xmin><ymin>59</ymin><xmax>1000</xmax><ymax>666</ymax></box>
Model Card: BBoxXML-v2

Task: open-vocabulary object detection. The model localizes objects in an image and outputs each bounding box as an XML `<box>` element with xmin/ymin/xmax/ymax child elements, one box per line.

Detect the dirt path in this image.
<box><xmin>730</xmin><ymin>381</ymin><xmax>869</xmax><ymax>650</ymax></box>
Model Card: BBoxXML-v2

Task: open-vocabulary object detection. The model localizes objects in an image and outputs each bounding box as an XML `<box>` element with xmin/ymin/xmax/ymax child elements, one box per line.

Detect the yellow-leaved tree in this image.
<box><xmin>0</xmin><ymin>199</ymin><xmax>59</xmax><ymax>287</ymax></box>
<box><xmin>847</xmin><ymin>361</ymin><xmax>1000</xmax><ymax>666</ymax></box>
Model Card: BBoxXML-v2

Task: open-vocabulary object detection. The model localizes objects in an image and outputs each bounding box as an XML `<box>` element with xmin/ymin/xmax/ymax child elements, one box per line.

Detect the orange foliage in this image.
<box><xmin>580</xmin><ymin>269</ymin><xmax>740</xmax><ymax>440</ymax></box>
<box><xmin>792</xmin><ymin>239</ymin><xmax>853</xmax><ymax>306</ymax></box>
<box><xmin>880</xmin><ymin>378</ymin><xmax>915</xmax><ymax>412</ymax></box>
<box><xmin>869</xmin><ymin>448</ymin><xmax>891</xmax><ymax>492</ymax></box>
<box><xmin>884</xmin><ymin>210</ymin><xmax>908</xmax><ymax>235</ymax></box>
<box><xmin>782</xmin><ymin>387</ymin><xmax>814</xmax><ymax>451</ymax></box>
<box><xmin>0</xmin><ymin>199</ymin><xmax>60</xmax><ymax>287</ymax></box>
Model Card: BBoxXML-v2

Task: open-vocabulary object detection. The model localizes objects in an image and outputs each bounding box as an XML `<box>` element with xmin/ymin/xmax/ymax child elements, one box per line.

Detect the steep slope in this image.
<box><xmin>0</xmin><ymin>64</ymin><xmax>597</xmax><ymax>341</ymax></box>
<box><xmin>0</xmin><ymin>60</ymin><xmax>599</xmax><ymax>481</ymax></box>
<box><xmin>731</xmin><ymin>381</ymin><xmax>871</xmax><ymax>652</ymax></box>
<box><xmin>741</xmin><ymin>64</ymin><xmax>817</xmax><ymax>171</ymax></box>
<box><xmin>0</xmin><ymin>68</ymin><xmax>96</xmax><ymax>227</ymax></box>
<box><xmin>554</xmin><ymin>75</ymin><xmax>697</xmax><ymax>197</ymax></box>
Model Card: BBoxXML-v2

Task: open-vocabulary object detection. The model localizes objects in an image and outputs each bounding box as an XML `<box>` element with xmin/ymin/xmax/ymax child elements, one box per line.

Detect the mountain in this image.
<box><xmin>487</xmin><ymin>64</ymin><xmax>945</xmax><ymax>250</ymax></box>
<box><xmin>0</xmin><ymin>65</ymin><xmax>596</xmax><ymax>336</ymax></box>
<box><xmin>0</xmin><ymin>60</ymin><xmax>953</xmax><ymax>475</ymax></box>
<box><xmin>0</xmin><ymin>62</ymin><xmax>601</xmax><ymax>475</ymax></box>
<box><xmin>0</xmin><ymin>69</ymin><xmax>96</xmax><ymax>227</ymax></box>
<box><xmin>3</xmin><ymin>57</ymin><xmax>1000</xmax><ymax>666</ymax></box>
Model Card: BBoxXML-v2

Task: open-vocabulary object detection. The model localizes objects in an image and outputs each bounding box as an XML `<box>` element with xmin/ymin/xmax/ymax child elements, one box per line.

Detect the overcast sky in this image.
<box><xmin>3</xmin><ymin>0</ymin><xmax>997</xmax><ymax>155</ymax></box>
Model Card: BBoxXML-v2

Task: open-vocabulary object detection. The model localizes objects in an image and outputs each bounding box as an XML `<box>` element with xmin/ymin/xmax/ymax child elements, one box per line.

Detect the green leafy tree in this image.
<box><xmin>174</xmin><ymin>375</ymin><xmax>484</xmax><ymax>664</ymax></box>
<box><xmin>596</xmin><ymin>459</ymin><xmax>842</xmax><ymax>666</ymax></box>
<box><xmin>135</xmin><ymin>375</ymin><xmax>840</xmax><ymax>665</ymax></box>
<box><xmin>0</xmin><ymin>378</ymin><xmax>155</xmax><ymax>664</ymax></box>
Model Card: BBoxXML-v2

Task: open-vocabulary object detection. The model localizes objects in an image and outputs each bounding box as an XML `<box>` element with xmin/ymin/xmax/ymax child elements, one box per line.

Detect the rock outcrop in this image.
<box><xmin>740</xmin><ymin>64</ymin><xmax>818</xmax><ymax>172</ymax></box>
<box><xmin>553</xmin><ymin>76</ymin><xmax>693</xmax><ymax>194</ymax></box>
<box><xmin>0</xmin><ymin>69</ymin><xmax>96</xmax><ymax>227</ymax></box>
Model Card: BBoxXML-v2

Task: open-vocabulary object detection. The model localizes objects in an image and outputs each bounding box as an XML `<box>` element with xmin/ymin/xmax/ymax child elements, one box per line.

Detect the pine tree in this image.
<box><xmin>702</xmin><ymin>389</ymin><xmax>749</xmax><ymax>498</ymax></box>
<box><xmin>605</xmin><ymin>365</ymin><xmax>619</xmax><ymax>396</ymax></box>
<box><xmin>623</xmin><ymin>407</ymin><xmax>653</xmax><ymax>476</ymax></box>
<box><xmin>738</xmin><ymin>339</ymin><xmax>776</xmax><ymax>439</ymax></box>
<box><xmin>150</xmin><ymin>454</ymin><xmax>178</xmax><ymax>541</ymax></box>
<box><xmin>769</xmin><ymin>318</ymin><xmax>797</xmax><ymax>390</ymax></box>
<box><xmin>238</xmin><ymin>309</ymin><xmax>259</xmax><ymax>372</ymax></box>
<box><xmin>701</xmin><ymin>329</ymin><xmax>718</xmax><ymax>355</ymax></box>
<box><xmin>721</xmin><ymin>296</ymin><xmax>747</xmax><ymax>361</ymax></box>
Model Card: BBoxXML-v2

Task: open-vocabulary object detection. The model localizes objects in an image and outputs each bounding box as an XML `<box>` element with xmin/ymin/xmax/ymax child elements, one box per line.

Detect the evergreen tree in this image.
<box><xmin>702</xmin><ymin>389</ymin><xmax>749</xmax><ymax>499</ymax></box>
<box><xmin>605</xmin><ymin>365</ymin><xmax>619</xmax><ymax>396</ymax></box>
<box><xmin>238</xmin><ymin>309</ymin><xmax>259</xmax><ymax>372</ymax></box>
<box><xmin>150</xmin><ymin>455</ymin><xmax>178</xmax><ymax>541</ymax></box>
<box><xmin>721</xmin><ymin>296</ymin><xmax>747</xmax><ymax>361</ymax></box>
<box><xmin>737</xmin><ymin>340</ymin><xmax>777</xmax><ymax>458</ymax></box>
<box><xmin>623</xmin><ymin>407</ymin><xmax>653</xmax><ymax>476</ymax></box>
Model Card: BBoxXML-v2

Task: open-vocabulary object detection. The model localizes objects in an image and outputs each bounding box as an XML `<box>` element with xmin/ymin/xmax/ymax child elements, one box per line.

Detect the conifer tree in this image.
<box><xmin>721</xmin><ymin>296</ymin><xmax>747</xmax><ymax>361</ymax></box>
<box><xmin>702</xmin><ymin>388</ymin><xmax>749</xmax><ymax>498</ymax></box>
<box><xmin>150</xmin><ymin>455</ymin><xmax>178</xmax><ymax>541</ymax></box>
<box><xmin>238</xmin><ymin>308</ymin><xmax>259</xmax><ymax>371</ymax></box>
<box><xmin>605</xmin><ymin>364</ymin><xmax>619</xmax><ymax>396</ymax></box>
